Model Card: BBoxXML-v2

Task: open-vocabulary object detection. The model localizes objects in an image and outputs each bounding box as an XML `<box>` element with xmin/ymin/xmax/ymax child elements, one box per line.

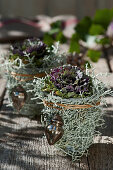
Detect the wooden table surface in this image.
<box><xmin>0</xmin><ymin>44</ymin><xmax>113</xmax><ymax>170</ymax></box>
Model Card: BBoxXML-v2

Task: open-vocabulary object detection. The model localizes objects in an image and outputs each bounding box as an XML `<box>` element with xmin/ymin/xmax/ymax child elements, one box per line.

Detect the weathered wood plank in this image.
<box><xmin>0</xmin><ymin>78</ymin><xmax>6</xmax><ymax>107</ymax></box>
<box><xmin>0</xmin><ymin>44</ymin><xmax>7</xmax><ymax>107</ymax></box>
<box><xmin>0</xmin><ymin>76</ymin><xmax>113</xmax><ymax>169</ymax></box>
<box><xmin>88</xmin><ymin>144</ymin><xmax>113</xmax><ymax>170</ymax></box>
<box><xmin>0</xmin><ymin>42</ymin><xmax>113</xmax><ymax>169</ymax></box>
<box><xmin>0</xmin><ymin>89</ymin><xmax>113</xmax><ymax>169</ymax></box>
<box><xmin>1</xmin><ymin>0</ymin><xmax>113</xmax><ymax>19</ymax></box>
<box><xmin>48</xmin><ymin>0</ymin><xmax>76</xmax><ymax>16</ymax></box>
<box><xmin>84</xmin><ymin>0</ymin><xmax>96</xmax><ymax>17</ymax></box>
<box><xmin>97</xmin><ymin>0</ymin><xmax>107</xmax><ymax>9</ymax></box>
<box><xmin>0</xmin><ymin>93</ymin><xmax>89</xmax><ymax>170</ymax></box>
<box><xmin>0</xmin><ymin>0</ymin><xmax>47</xmax><ymax>17</ymax></box>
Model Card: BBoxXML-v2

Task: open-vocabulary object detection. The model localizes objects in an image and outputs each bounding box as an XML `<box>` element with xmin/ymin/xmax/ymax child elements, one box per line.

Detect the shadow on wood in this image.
<box><xmin>88</xmin><ymin>143</ymin><xmax>113</xmax><ymax>170</ymax></box>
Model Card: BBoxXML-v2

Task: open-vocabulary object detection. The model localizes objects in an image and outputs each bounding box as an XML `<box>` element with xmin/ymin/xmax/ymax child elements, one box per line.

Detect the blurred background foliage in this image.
<box><xmin>0</xmin><ymin>0</ymin><xmax>113</xmax><ymax>71</ymax></box>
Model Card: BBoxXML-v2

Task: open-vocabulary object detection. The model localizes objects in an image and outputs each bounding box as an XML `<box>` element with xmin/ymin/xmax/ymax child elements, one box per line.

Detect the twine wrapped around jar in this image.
<box><xmin>43</xmin><ymin>100</ymin><xmax>100</xmax><ymax>110</ymax></box>
<box><xmin>11</xmin><ymin>72</ymin><xmax>46</xmax><ymax>82</ymax></box>
<box><xmin>8</xmin><ymin>67</ymin><xmax>46</xmax><ymax>118</ymax></box>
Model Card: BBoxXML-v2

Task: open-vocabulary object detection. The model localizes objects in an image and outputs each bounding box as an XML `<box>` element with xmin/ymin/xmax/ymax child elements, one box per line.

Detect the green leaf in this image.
<box><xmin>51</xmin><ymin>21</ymin><xmax>63</xmax><ymax>29</ymax></box>
<box><xmin>49</xmin><ymin>28</ymin><xmax>60</xmax><ymax>35</ymax></box>
<box><xmin>69</xmin><ymin>33</ymin><xmax>80</xmax><ymax>53</ymax></box>
<box><xmin>84</xmin><ymin>61</ymin><xmax>91</xmax><ymax>68</ymax></box>
<box><xmin>69</xmin><ymin>41</ymin><xmax>80</xmax><ymax>53</ymax></box>
<box><xmin>75</xmin><ymin>16</ymin><xmax>92</xmax><ymax>40</ymax></box>
<box><xmin>71</xmin><ymin>33</ymin><xmax>80</xmax><ymax>42</ymax></box>
<box><xmin>110</xmin><ymin>8</ymin><xmax>113</xmax><ymax>18</ymax></box>
<box><xmin>93</xmin><ymin>9</ymin><xmax>113</xmax><ymax>29</ymax></box>
<box><xmin>56</xmin><ymin>31</ymin><xmax>67</xmax><ymax>44</ymax></box>
<box><xmin>89</xmin><ymin>24</ymin><xmax>105</xmax><ymax>35</ymax></box>
<box><xmin>87</xmin><ymin>49</ymin><xmax>102</xmax><ymax>62</ymax></box>
<box><xmin>55</xmin><ymin>91</ymin><xmax>62</xmax><ymax>97</ymax></box>
<box><xmin>9</xmin><ymin>54</ymin><xmax>18</xmax><ymax>60</ymax></box>
<box><xmin>67</xmin><ymin>92</ymin><xmax>75</xmax><ymax>98</ymax></box>
<box><xmin>43</xmin><ymin>33</ymin><xmax>54</xmax><ymax>46</ymax></box>
<box><xmin>95</xmin><ymin>37</ymin><xmax>110</xmax><ymax>45</ymax></box>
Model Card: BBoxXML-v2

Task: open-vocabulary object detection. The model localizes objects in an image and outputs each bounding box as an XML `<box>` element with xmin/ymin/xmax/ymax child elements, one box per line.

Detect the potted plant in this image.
<box><xmin>33</xmin><ymin>65</ymin><xmax>113</xmax><ymax>160</ymax></box>
<box><xmin>5</xmin><ymin>38</ymin><xmax>65</xmax><ymax>118</ymax></box>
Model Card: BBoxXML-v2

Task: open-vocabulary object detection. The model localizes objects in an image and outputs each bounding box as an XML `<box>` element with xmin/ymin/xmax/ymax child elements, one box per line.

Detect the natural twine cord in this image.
<box><xmin>43</xmin><ymin>100</ymin><xmax>100</xmax><ymax>110</ymax></box>
<box><xmin>11</xmin><ymin>72</ymin><xmax>46</xmax><ymax>82</ymax></box>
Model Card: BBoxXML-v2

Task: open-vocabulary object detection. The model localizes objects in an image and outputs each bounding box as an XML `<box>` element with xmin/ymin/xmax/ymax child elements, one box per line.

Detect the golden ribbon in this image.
<box><xmin>11</xmin><ymin>72</ymin><xmax>46</xmax><ymax>82</ymax></box>
<box><xmin>43</xmin><ymin>100</ymin><xmax>100</xmax><ymax>110</ymax></box>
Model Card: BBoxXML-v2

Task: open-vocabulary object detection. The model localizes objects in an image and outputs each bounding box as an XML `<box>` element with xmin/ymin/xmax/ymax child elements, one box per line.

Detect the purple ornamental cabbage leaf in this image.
<box><xmin>44</xmin><ymin>65</ymin><xmax>93</xmax><ymax>98</ymax></box>
<box><xmin>9</xmin><ymin>38</ymin><xmax>48</xmax><ymax>67</ymax></box>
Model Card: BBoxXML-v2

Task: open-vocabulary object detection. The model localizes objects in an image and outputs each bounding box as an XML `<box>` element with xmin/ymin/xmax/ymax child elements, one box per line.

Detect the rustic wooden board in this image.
<box><xmin>0</xmin><ymin>73</ymin><xmax>113</xmax><ymax>170</ymax></box>
<box><xmin>88</xmin><ymin>144</ymin><xmax>113</xmax><ymax>170</ymax></box>
<box><xmin>0</xmin><ymin>0</ymin><xmax>113</xmax><ymax>19</ymax></box>
<box><xmin>0</xmin><ymin>89</ymin><xmax>113</xmax><ymax>170</ymax></box>
<box><xmin>0</xmin><ymin>78</ymin><xmax>6</xmax><ymax>107</ymax></box>
<box><xmin>0</xmin><ymin>44</ymin><xmax>113</xmax><ymax>169</ymax></box>
<box><xmin>0</xmin><ymin>93</ymin><xmax>89</xmax><ymax>170</ymax></box>
<box><xmin>0</xmin><ymin>44</ymin><xmax>7</xmax><ymax>107</ymax></box>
